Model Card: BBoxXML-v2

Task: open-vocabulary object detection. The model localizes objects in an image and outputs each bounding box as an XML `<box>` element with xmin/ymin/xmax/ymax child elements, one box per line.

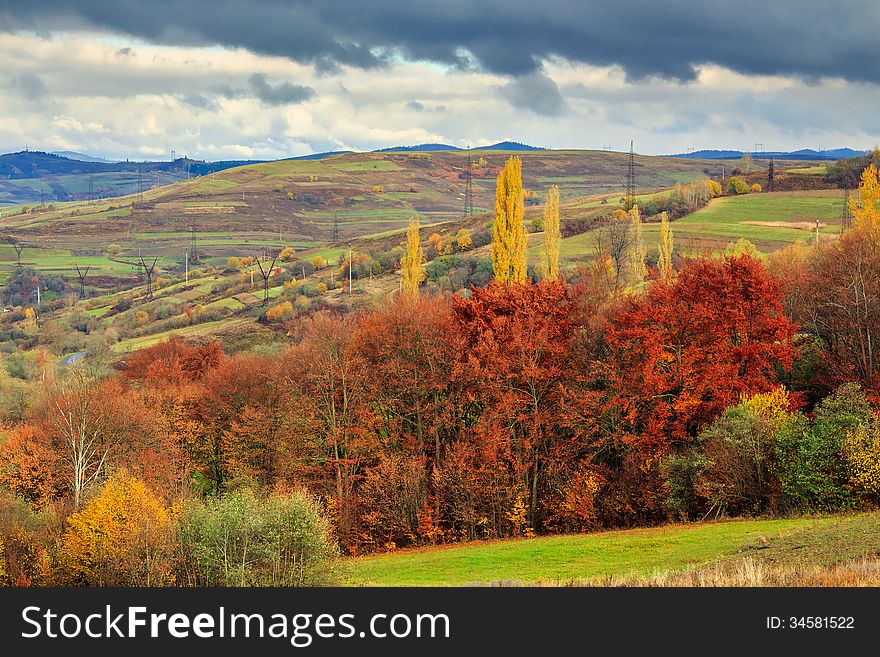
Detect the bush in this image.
<box><xmin>726</xmin><ymin>177</ymin><xmax>749</xmax><ymax>195</ymax></box>
<box><xmin>695</xmin><ymin>405</ymin><xmax>775</xmax><ymax>516</ymax></box>
<box><xmin>57</xmin><ymin>470</ymin><xmax>175</xmax><ymax>586</ymax></box>
<box><xmin>176</xmin><ymin>488</ymin><xmax>338</xmax><ymax>586</ymax></box>
<box><xmin>843</xmin><ymin>420</ymin><xmax>880</xmax><ymax>501</ymax></box>
<box><xmin>750</xmin><ymin>183</ymin><xmax>763</xmax><ymax>193</ymax></box>
<box><xmin>772</xmin><ymin>384</ymin><xmax>867</xmax><ymax>513</ymax></box>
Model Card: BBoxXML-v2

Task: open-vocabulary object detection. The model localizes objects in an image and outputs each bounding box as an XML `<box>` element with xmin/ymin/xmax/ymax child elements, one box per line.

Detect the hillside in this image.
<box><xmin>0</xmin><ymin>149</ymin><xmax>726</xmax><ymax>245</ymax></box>
<box><xmin>0</xmin><ymin>151</ymin><xmax>263</xmax><ymax>205</ymax></box>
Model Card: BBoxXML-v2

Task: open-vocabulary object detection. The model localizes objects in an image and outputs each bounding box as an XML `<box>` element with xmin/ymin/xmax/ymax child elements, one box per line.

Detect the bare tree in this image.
<box><xmin>593</xmin><ymin>220</ymin><xmax>633</xmax><ymax>283</ymax></box>
<box><xmin>47</xmin><ymin>371</ymin><xmax>111</xmax><ymax>509</ymax></box>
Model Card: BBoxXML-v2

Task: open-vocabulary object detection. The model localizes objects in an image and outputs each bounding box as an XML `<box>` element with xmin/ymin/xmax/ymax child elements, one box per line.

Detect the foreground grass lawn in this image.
<box><xmin>346</xmin><ymin>514</ymin><xmax>878</xmax><ymax>586</ymax></box>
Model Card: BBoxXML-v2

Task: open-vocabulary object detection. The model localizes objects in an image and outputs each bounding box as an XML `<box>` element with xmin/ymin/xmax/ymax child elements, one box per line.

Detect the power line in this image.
<box><xmin>463</xmin><ymin>155</ymin><xmax>474</xmax><ymax>219</ymax></box>
<box><xmin>624</xmin><ymin>140</ymin><xmax>636</xmax><ymax>211</ymax></box>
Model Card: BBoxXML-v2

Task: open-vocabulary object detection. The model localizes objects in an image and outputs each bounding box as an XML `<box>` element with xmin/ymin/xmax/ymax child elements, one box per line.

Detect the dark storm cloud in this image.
<box><xmin>8</xmin><ymin>71</ymin><xmax>48</xmax><ymax>101</ymax></box>
<box><xmin>247</xmin><ymin>73</ymin><xmax>315</xmax><ymax>106</ymax></box>
<box><xmin>1</xmin><ymin>1</ymin><xmax>879</xmax><ymax>83</ymax></box>
<box><xmin>499</xmin><ymin>71</ymin><xmax>567</xmax><ymax>116</ymax></box>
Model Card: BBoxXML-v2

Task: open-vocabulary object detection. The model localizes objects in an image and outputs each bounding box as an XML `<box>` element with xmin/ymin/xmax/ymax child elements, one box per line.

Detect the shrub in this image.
<box><xmin>695</xmin><ymin>405</ymin><xmax>775</xmax><ymax>516</ymax></box>
<box><xmin>176</xmin><ymin>488</ymin><xmax>338</xmax><ymax>586</ymax></box>
<box><xmin>726</xmin><ymin>177</ymin><xmax>749</xmax><ymax>194</ymax></box>
<box><xmin>843</xmin><ymin>420</ymin><xmax>880</xmax><ymax>500</ymax></box>
<box><xmin>57</xmin><ymin>470</ymin><xmax>175</xmax><ymax>586</ymax></box>
<box><xmin>0</xmin><ymin>490</ymin><xmax>57</xmax><ymax>586</ymax></box>
<box><xmin>750</xmin><ymin>183</ymin><xmax>763</xmax><ymax>193</ymax></box>
<box><xmin>772</xmin><ymin>384</ymin><xmax>867</xmax><ymax>512</ymax></box>
<box><xmin>265</xmin><ymin>300</ymin><xmax>293</xmax><ymax>321</ymax></box>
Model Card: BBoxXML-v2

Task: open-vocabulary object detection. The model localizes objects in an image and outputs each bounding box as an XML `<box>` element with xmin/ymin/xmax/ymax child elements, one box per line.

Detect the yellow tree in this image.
<box><xmin>492</xmin><ymin>156</ymin><xmax>526</xmax><ymax>283</ymax></box>
<box><xmin>851</xmin><ymin>164</ymin><xmax>880</xmax><ymax>233</ymax></box>
<box><xmin>657</xmin><ymin>211</ymin><xmax>674</xmax><ymax>282</ymax></box>
<box><xmin>58</xmin><ymin>469</ymin><xmax>174</xmax><ymax>586</ymax></box>
<box><xmin>628</xmin><ymin>205</ymin><xmax>647</xmax><ymax>283</ymax></box>
<box><xmin>400</xmin><ymin>217</ymin><xmax>425</xmax><ymax>297</ymax></box>
<box><xmin>541</xmin><ymin>185</ymin><xmax>561</xmax><ymax>280</ymax></box>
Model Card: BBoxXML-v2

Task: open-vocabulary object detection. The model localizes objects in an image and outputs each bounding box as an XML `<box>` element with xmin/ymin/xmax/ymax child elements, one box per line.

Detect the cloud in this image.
<box><xmin>9</xmin><ymin>71</ymin><xmax>48</xmax><ymax>101</ymax></box>
<box><xmin>1</xmin><ymin>1</ymin><xmax>880</xmax><ymax>83</ymax></box>
<box><xmin>0</xmin><ymin>32</ymin><xmax>876</xmax><ymax>161</ymax></box>
<box><xmin>499</xmin><ymin>71</ymin><xmax>567</xmax><ymax>117</ymax></box>
<box><xmin>247</xmin><ymin>73</ymin><xmax>315</xmax><ymax>106</ymax></box>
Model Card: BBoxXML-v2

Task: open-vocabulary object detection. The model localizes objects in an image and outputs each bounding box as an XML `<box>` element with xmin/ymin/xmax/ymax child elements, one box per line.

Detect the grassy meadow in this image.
<box><xmin>346</xmin><ymin>513</ymin><xmax>880</xmax><ymax>586</ymax></box>
<box><xmin>551</xmin><ymin>189</ymin><xmax>847</xmax><ymax>265</ymax></box>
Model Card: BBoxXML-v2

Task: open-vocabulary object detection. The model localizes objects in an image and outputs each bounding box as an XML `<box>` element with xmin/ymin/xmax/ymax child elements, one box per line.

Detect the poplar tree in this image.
<box><xmin>400</xmin><ymin>217</ymin><xmax>425</xmax><ymax>297</ymax></box>
<box><xmin>541</xmin><ymin>184</ymin><xmax>561</xmax><ymax>281</ymax></box>
<box><xmin>492</xmin><ymin>156</ymin><xmax>526</xmax><ymax>283</ymax></box>
<box><xmin>657</xmin><ymin>211</ymin><xmax>674</xmax><ymax>282</ymax></box>
<box><xmin>851</xmin><ymin>164</ymin><xmax>880</xmax><ymax>233</ymax></box>
<box><xmin>628</xmin><ymin>205</ymin><xmax>647</xmax><ymax>283</ymax></box>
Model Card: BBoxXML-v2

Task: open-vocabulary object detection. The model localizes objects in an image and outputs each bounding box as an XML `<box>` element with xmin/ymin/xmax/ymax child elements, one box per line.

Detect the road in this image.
<box><xmin>60</xmin><ymin>351</ymin><xmax>87</xmax><ymax>366</ymax></box>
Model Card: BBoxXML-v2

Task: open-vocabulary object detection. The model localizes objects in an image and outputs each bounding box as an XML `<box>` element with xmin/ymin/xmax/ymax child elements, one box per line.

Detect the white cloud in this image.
<box><xmin>0</xmin><ymin>31</ymin><xmax>877</xmax><ymax>160</ymax></box>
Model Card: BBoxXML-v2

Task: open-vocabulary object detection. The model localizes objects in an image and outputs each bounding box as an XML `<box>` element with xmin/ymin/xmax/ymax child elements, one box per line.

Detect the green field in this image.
<box><xmin>553</xmin><ymin>190</ymin><xmax>846</xmax><ymax>263</ymax></box>
<box><xmin>346</xmin><ymin>513</ymin><xmax>879</xmax><ymax>586</ymax></box>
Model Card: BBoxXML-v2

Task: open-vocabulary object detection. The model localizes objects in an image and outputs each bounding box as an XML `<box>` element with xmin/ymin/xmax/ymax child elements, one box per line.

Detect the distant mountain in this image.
<box><xmin>372</xmin><ymin>140</ymin><xmax>544</xmax><ymax>153</ymax></box>
<box><xmin>667</xmin><ymin>148</ymin><xmax>868</xmax><ymax>161</ymax></box>
<box><xmin>374</xmin><ymin>143</ymin><xmax>459</xmax><ymax>153</ymax></box>
<box><xmin>50</xmin><ymin>150</ymin><xmax>117</xmax><ymax>163</ymax></box>
<box><xmin>471</xmin><ymin>141</ymin><xmax>544</xmax><ymax>151</ymax></box>
<box><xmin>287</xmin><ymin>150</ymin><xmax>353</xmax><ymax>160</ymax></box>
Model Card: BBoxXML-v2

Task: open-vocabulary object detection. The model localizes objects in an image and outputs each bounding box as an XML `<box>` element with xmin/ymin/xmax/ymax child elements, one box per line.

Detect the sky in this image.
<box><xmin>0</xmin><ymin>1</ymin><xmax>878</xmax><ymax>161</ymax></box>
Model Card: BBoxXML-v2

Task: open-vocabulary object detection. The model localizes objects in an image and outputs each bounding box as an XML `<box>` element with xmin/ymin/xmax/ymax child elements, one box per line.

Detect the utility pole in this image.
<box><xmin>255</xmin><ymin>252</ymin><xmax>279</xmax><ymax>305</ymax></box>
<box><xmin>74</xmin><ymin>264</ymin><xmax>90</xmax><ymax>299</ymax></box>
<box><xmin>815</xmin><ymin>219</ymin><xmax>821</xmax><ymax>249</ymax></box>
<box><xmin>349</xmin><ymin>248</ymin><xmax>353</xmax><ymax>294</ymax></box>
<box><xmin>185</xmin><ymin>251</ymin><xmax>189</xmax><ymax>283</ymax></box>
<box><xmin>189</xmin><ymin>220</ymin><xmax>199</xmax><ymax>263</ymax></box>
<box><xmin>332</xmin><ymin>212</ymin><xmax>340</xmax><ymax>243</ymax></box>
<box><xmin>139</xmin><ymin>256</ymin><xmax>159</xmax><ymax>300</ymax></box>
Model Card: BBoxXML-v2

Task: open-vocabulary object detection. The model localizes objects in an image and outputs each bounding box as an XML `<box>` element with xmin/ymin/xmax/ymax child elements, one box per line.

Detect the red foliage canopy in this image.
<box><xmin>601</xmin><ymin>255</ymin><xmax>796</xmax><ymax>450</ymax></box>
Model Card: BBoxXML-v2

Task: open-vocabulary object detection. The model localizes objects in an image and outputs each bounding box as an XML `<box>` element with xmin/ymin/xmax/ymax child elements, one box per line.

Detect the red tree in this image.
<box><xmin>601</xmin><ymin>254</ymin><xmax>796</xmax><ymax>452</ymax></box>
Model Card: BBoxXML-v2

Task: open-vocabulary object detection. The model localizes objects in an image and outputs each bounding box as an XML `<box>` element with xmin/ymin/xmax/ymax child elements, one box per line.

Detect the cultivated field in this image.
<box><xmin>552</xmin><ymin>189</ymin><xmax>847</xmax><ymax>264</ymax></box>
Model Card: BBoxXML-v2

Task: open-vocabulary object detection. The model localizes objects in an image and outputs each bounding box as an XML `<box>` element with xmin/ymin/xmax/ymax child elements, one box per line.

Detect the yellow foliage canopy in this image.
<box><xmin>59</xmin><ymin>470</ymin><xmax>174</xmax><ymax>586</ymax></box>
<box><xmin>851</xmin><ymin>164</ymin><xmax>880</xmax><ymax>233</ymax></box>
<box><xmin>492</xmin><ymin>156</ymin><xmax>526</xmax><ymax>283</ymax></box>
<box><xmin>541</xmin><ymin>185</ymin><xmax>561</xmax><ymax>281</ymax></box>
<box><xmin>400</xmin><ymin>217</ymin><xmax>425</xmax><ymax>297</ymax></box>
